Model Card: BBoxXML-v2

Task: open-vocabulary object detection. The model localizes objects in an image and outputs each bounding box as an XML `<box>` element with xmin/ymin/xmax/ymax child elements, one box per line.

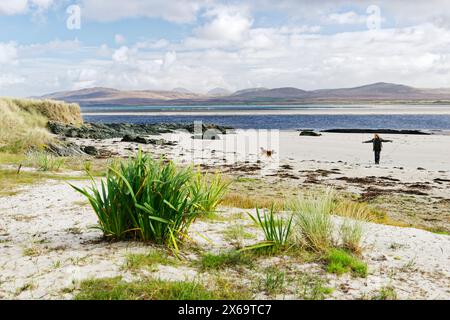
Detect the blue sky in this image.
<box><xmin>1</xmin><ymin>0</ymin><xmax>450</xmax><ymax>97</ymax></box>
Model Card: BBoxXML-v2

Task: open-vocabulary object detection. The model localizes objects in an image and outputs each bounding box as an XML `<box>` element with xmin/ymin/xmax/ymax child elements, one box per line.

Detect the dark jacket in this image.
<box><xmin>363</xmin><ymin>138</ymin><xmax>392</xmax><ymax>151</ymax></box>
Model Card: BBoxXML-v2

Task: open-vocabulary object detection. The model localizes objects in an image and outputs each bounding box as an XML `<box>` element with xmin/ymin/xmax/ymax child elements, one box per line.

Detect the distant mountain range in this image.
<box><xmin>39</xmin><ymin>82</ymin><xmax>450</xmax><ymax>106</ymax></box>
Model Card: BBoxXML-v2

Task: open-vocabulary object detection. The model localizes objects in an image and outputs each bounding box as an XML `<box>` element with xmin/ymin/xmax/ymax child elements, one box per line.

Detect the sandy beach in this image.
<box><xmin>1</xmin><ymin>128</ymin><xmax>449</xmax><ymax>299</ymax></box>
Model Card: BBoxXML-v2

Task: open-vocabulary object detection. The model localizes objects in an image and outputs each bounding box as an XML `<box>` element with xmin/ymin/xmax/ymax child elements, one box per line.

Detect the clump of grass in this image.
<box><xmin>260</xmin><ymin>267</ymin><xmax>286</xmax><ymax>295</ymax></box>
<box><xmin>246</xmin><ymin>205</ymin><xmax>293</xmax><ymax>252</ymax></box>
<box><xmin>371</xmin><ymin>286</ymin><xmax>397</xmax><ymax>300</ymax></box>
<box><xmin>325</xmin><ymin>248</ymin><xmax>367</xmax><ymax>277</ymax></box>
<box><xmin>334</xmin><ymin>200</ymin><xmax>374</xmax><ymax>221</ymax></box>
<box><xmin>190</xmin><ymin>170</ymin><xmax>230</xmax><ymax>215</ymax></box>
<box><xmin>222</xmin><ymin>225</ymin><xmax>256</xmax><ymax>248</ymax></box>
<box><xmin>297</xmin><ymin>274</ymin><xmax>333</xmax><ymax>300</ymax></box>
<box><xmin>199</xmin><ymin>250</ymin><xmax>253</xmax><ymax>270</ymax></box>
<box><xmin>335</xmin><ymin>200</ymin><xmax>373</xmax><ymax>255</ymax></box>
<box><xmin>22</xmin><ymin>246</ymin><xmax>42</xmax><ymax>257</ymax></box>
<box><xmin>27</xmin><ymin>151</ymin><xmax>65</xmax><ymax>171</ymax></box>
<box><xmin>339</xmin><ymin>219</ymin><xmax>364</xmax><ymax>255</ymax></box>
<box><xmin>83</xmin><ymin>160</ymin><xmax>92</xmax><ymax>174</ymax></box>
<box><xmin>72</xmin><ymin>151</ymin><xmax>228</xmax><ymax>251</ymax></box>
<box><xmin>15</xmin><ymin>282</ymin><xmax>36</xmax><ymax>295</ymax></box>
<box><xmin>124</xmin><ymin>251</ymin><xmax>177</xmax><ymax>271</ymax></box>
<box><xmin>75</xmin><ymin>276</ymin><xmax>252</xmax><ymax>300</ymax></box>
<box><xmin>289</xmin><ymin>188</ymin><xmax>336</xmax><ymax>252</ymax></box>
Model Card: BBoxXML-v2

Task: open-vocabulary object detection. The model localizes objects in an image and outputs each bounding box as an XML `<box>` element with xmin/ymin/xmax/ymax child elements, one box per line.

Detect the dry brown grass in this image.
<box><xmin>221</xmin><ymin>192</ymin><xmax>286</xmax><ymax>210</ymax></box>
<box><xmin>7</xmin><ymin>98</ymin><xmax>82</xmax><ymax>125</ymax></box>
<box><xmin>0</xmin><ymin>98</ymin><xmax>82</xmax><ymax>153</ymax></box>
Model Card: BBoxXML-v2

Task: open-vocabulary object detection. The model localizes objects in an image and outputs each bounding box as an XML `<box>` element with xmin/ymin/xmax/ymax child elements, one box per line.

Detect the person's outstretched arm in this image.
<box><xmin>381</xmin><ymin>139</ymin><xmax>393</xmax><ymax>143</ymax></box>
<box><xmin>362</xmin><ymin>139</ymin><xmax>373</xmax><ymax>143</ymax></box>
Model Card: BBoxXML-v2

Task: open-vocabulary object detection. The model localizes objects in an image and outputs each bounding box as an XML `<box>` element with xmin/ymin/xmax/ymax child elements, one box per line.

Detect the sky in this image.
<box><xmin>1</xmin><ymin>0</ymin><xmax>450</xmax><ymax>97</ymax></box>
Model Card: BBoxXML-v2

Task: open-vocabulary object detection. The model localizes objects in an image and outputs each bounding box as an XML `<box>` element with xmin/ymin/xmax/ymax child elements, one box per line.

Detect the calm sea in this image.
<box><xmin>81</xmin><ymin>105</ymin><xmax>450</xmax><ymax>131</ymax></box>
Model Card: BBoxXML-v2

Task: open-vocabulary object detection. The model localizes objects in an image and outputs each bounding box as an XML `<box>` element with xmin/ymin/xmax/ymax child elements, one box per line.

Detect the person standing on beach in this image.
<box><xmin>363</xmin><ymin>134</ymin><xmax>393</xmax><ymax>164</ymax></box>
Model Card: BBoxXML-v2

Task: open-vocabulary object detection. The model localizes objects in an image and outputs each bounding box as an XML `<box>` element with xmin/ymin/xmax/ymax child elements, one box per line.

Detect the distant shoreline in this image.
<box><xmin>80</xmin><ymin>104</ymin><xmax>450</xmax><ymax>116</ymax></box>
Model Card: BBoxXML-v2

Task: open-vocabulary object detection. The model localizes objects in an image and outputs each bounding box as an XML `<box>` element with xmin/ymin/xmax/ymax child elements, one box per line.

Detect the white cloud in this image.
<box><xmin>114</xmin><ymin>34</ymin><xmax>126</xmax><ymax>45</ymax></box>
<box><xmin>112</xmin><ymin>46</ymin><xmax>130</xmax><ymax>62</ymax></box>
<box><xmin>162</xmin><ymin>51</ymin><xmax>176</xmax><ymax>69</ymax></box>
<box><xmin>30</xmin><ymin>0</ymin><xmax>54</xmax><ymax>10</ymax></box>
<box><xmin>5</xmin><ymin>1</ymin><xmax>450</xmax><ymax>96</ymax></box>
<box><xmin>80</xmin><ymin>0</ymin><xmax>204</xmax><ymax>23</ymax></box>
<box><xmin>0</xmin><ymin>74</ymin><xmax>25</xmax><ymax>87</ymax></box>
<box><xmin>0</xmin><ymin>0</ymin><xmax>28</xmax><ymax>15</ymax></box>
<box><xmin>0</xmin><ymin>0</ymin><xmax>54</xmax><ymax>15</ymax></box>
<box><xmin>0</xmin><ymin>42</ymin><xmax>18</xmax><ymax>64</ymax></box>
<box><xmin>326</xmin><ymin>11</ymin><xmax>367</xmax><ymax>25</ymax></box>
<box><xmin>195</xmin><ymin>6</ymin><xmax>253</xmax><ymax>42</ymax></box>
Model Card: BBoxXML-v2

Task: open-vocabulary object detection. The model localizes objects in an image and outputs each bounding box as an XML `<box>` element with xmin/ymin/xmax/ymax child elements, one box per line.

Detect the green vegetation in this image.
<box><xmin>199</xmin><ymin>250</ymin><xmax>253</xmax><ymax>270</ymax></box>
<box><xmin>0</xmin><ymin>98</ymin><xmax>81</xmax><ymax>153</ymax></box>
<box><xmin>190</xmin><ymin>170</ymin><xmax>230</xmax><ymax>215</ymax></box>
<box><xmin>222</xmin><ymin>224</ymin><xmax>256</xmax><ymax>248</ymax></box>
<box><xmin>246</xmin><ymin>205</ymin><xmax>293</xmax><ymax>251</ymax></box>
<box><xmin>371</xmin><ymin>286</ymin><xmax>397</xmax><ymax>300</ymax></box>
<box><xmin>72</xmin><ymin>151</ymin><xmax>229</xmax><ymax>250</ymax></box>
<box><xmin>27</xmin><ymin>151</ymin><xmax>66</xmax><ymax>172</ymax></box>
<box><xmin>75</xmin><ymin>276</ymin><xmax>252</xmax><ymax>300</ymax></box>
<box><xmin>325</xmin><ymin>248</ymin><xmax>368</xmax><ymax>277</ymax></box>
<box><xmin>221</xmin><ymin>192</ymin><xmax>285</xmax><ymax>210</ymax></box>
<box><xmin>260</xmin><ymin>267</ymin><xmax>286</xmax><ymax>295</ymax></box>
<box><xmin>124</xmin><ymin>251</ymin><xmax>178</xmax><ymax>271</ymax></box>
<box><xmin>289</xmin><ymin>188</ymin><xmax>336</xmax><ymax>252</ymax></box>
<box><xmin>297</xmin><ymin>274</ymin><xmax>334</xmax><ymax>300</ymax></box>
<box><xmin>0</xmin><ymin>169</ymin><xmax>91</xmax><ymax>196</ymax></box>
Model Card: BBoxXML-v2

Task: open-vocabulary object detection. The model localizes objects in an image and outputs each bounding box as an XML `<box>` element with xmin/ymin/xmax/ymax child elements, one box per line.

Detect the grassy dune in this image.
<box><xmin>0</xmin><ymin>98</ymin><xmax>82</xmax><ymax>153</ymax></box>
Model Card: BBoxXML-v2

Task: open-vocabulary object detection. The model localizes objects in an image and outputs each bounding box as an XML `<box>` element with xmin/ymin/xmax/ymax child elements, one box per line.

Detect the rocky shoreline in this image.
<box><xmin>47</xmin><ymin>121</ymin><xmax>233</xmax><ymax>139</ymax></box>
<box><xmin>45</xmin><ymin>121</ymin><xmax>234</xmax><ymax>156</ymax></box>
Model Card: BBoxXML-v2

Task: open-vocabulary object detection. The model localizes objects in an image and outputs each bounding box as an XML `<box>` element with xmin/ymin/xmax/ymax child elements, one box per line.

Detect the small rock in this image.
<box><xmin>82</xmin><ymin>145</ymin><xmax>98</xmax><ymax>156</ymax></box>
<box><xmin>121</xmin><ymin>135</ymin><xmax>148</xmax><ymax>144</ymax></box>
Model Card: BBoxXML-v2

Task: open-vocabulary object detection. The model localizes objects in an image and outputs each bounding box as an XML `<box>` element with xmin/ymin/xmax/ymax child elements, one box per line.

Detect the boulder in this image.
<box><xmin>82</xmin><ymin>145</ymin><xmax>98</xmax><ymax>156</ymax></box>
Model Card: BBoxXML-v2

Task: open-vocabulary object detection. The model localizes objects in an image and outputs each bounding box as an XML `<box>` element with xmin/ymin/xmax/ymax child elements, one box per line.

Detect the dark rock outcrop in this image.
<box><xmin>44</xmin><ymin>142</ymin><xmax>86</xmax><ymax>157</ymax></box>
<box><xmin>321</xmin><ymin>129</ymin><xmax>430</xmax><ymax>135</ymax></box>
<box><xmin>299</xmin><ymin>130</ymin><xmax>322</xmax><ymax>136</ymax></box>
<box><xmin>47</xmin><ymin>121</ymin><xmax>233</xmax><ymax>140</ymax></box>
<box><xmin>82</xmin><ymin>145</ymin><xmax>98</xmax><ymax>156</ymax></box>
<box><xmin>121</xmin><ymin>134</ymin><xmax>177</xmax><ymax>145</ymax></box>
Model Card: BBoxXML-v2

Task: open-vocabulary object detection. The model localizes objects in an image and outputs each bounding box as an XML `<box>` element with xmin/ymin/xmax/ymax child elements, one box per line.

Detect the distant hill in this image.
<box><xmin>41</xmin><ymin>87</ymin><xmax>205</xmax><ymax>106</ymax></box>
<box><xmin>172</xmin><ymin>87</ymin><xmax>192</xmax><ymax>94</ymax></box>
<box><xmin>207</xmin><ymin>88</ymin><xmax>231</xmax><ymax>96</ymax></box>
<box><xmin>39</xmin><ymin>83</ymin><xmax>450</xmax><ymax>106</ymax></box>
<box><xmin>231</xmin><ymin>87</ymin><xmax>268</xmax><ymax>96</ymax></box>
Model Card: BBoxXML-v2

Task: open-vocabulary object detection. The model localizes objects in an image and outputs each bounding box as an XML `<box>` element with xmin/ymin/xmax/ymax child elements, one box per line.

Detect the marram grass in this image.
<box><xmin>0</xmin><ymin>97</ymin><xmax>82</xmax><ymax>153</ymax></box>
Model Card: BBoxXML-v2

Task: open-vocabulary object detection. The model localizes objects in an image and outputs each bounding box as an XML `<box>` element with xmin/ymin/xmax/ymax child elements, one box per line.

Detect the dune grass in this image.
<box><xmin>334</xmin><ymin>200</ymin><xmax>373</xmax><ymax>254</ymax></box>
<box><xmin>221</xmin><ymin>192</ymin><xmax>285</xmax><ymax>210</ymax></box>
<box><xmin>27</xmin><ymin>151</ymin><xmax>66</xmax><ymax>172</ymax></box>
<box><xmin>0</xmin><ymin>98</ymin><xmax>82</xmax><ymax>153</ymax></box>
<box><xmin>289</xmin><ymin>188</ymin><xmax>336</xmax><ymax>252</ymax></box>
